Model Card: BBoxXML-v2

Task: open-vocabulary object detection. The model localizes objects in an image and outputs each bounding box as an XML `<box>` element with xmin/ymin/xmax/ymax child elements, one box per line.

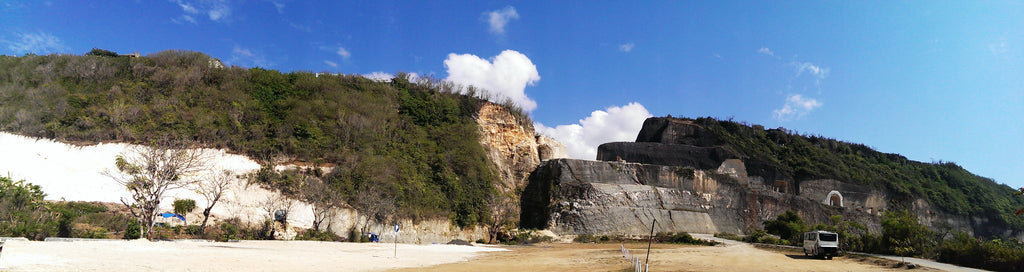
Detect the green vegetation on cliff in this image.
<box><xmin>685</xmin><ymin>117</ymin><xmax>1024</xmax><ymax>230</ymax></box>
<box><xmin>0</xmin><ymin>50</ymin><xmax>517</xmax><ymax>227</ymax></box>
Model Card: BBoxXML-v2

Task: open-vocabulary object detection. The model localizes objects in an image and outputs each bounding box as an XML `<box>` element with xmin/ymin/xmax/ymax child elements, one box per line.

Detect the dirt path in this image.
<box><xmin>389</xmin><ymin>241</ymin><xmax>907</xmax><ymax>272</ymax></box>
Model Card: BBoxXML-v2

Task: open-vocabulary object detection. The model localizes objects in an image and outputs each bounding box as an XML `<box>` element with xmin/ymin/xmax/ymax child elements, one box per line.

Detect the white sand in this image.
<box><xmin>0</xmin><ymin>239</ymin><xmax>504</xmax><ymax>271</ymax></box>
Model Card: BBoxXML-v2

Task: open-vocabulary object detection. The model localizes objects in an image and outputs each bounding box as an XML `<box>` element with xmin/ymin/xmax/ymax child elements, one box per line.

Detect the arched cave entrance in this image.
<box><xmin>825</xmin><ymin>190</ymin><xmax>843</xmax><ymax>207</ymax></box>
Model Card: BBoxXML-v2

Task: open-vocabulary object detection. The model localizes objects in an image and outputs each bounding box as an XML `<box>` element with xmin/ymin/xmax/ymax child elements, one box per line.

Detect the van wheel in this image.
<box><xmin>826</xmin><ymin>255</ymin><xmax>833</xmax><ymax>260</ymax></box>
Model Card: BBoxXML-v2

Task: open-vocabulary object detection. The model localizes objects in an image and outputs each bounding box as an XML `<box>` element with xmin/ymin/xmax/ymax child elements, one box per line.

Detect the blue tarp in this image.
<box><xmin>160</xmin><ymin>212</ymin><xmax>186</xmax><ymax>222</ymax></box>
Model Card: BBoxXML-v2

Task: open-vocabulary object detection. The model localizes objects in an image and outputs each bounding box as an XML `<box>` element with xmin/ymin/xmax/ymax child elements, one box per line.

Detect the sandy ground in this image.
<box><xmin>0</xmin><ymin>238</ymin><xmax>946</xmax><ymax>272</ymax></box>
<box><xmin>0</xmin><ymin>239</ymin><xmax>505</xmax><ymax>272</ymax></box>
<box><xmin>390</xmin><ymin>242</ymin><xmax>910</xmax><ymax>272</ymax></box>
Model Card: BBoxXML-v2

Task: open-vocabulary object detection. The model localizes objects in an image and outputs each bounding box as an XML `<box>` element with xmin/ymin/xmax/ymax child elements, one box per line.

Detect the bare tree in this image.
<box><xmin>486</xmin><ymin>191</ymin><xmax>518</xmax><ymax>244</ymax></box>
<box><xmin>302</xmin><ymin>176</ymin><xmax>337</xmax><ymax>231</ymax></box>
<box><xmin>103</xmin><ymin>142</ymin><xmax>208</xmax><ymax>239</ymax></box>
<box><xmin>354</xmin><ymin>185</ymin><xmax>396</xmax><ymax>234</ymax></box>
<box><xmin>195</xmin><ymin>169</ymin><xmax>233</xmax><ymax>235</ymax></box>
<box><xmin>259</xmin><ymin>194</ymin><xmax>296</xmax><ymax>222</ymax></box>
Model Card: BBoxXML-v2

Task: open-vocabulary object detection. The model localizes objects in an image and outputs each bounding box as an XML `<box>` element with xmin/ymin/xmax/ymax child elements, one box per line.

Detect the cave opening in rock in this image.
<box><xmin>826</xmin><ymin>190</ymin><xmax>843</xmax><ymax>207</ymax></box>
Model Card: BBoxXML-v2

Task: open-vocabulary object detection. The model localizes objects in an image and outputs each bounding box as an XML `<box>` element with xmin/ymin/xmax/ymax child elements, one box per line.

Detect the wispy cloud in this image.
<box><xmin>989</xmin><ymin>39</ymin><xmax>1009</xmax><ymax>56</ymax></box>
<box><xmin>229</xmin><ymin>45</ymin><xmax>269</xmax><ymax>68</ymax></box>
<box><xmin>171</xmin><ymin>0</ymin><xmax>232</xmax><ymax>24</ymax></box>
<box><xmin>758</xmin><ymin>47</ymin><xmax>775</xmax><ymax>57</ymax></box>
<box><xmin>266</xmin><ymin>0</ymin><xmax>286</xmax><ymax>13</ymax></box>
<box><xmin>536</xmin><ymin>102</ymin><xmax>653</xmax><ymax>160</ymax></box>
<box><xmin>324</xmin><ymin>60</ymin><xmax>337</xmax><ymax>68</ymax></box>
<box><xmin>3</xmin><ymin>31</ymin><xmax>70</xmax><ymax>54</ymax></box>
<box><xmin>793</xmin><ymin>61</ymin><xmax>829</xmax><ymax>80</ymax></box>
<box><xmin>773</xmin><ymin>94</ymin><xmax>822</xmax><ymax>121</ymax></box>
<box><xmin>336</xmin><ymin>47</ymin><xmax>351</xmax><ymax>59</ymax></box>
<box><xmin>619</xmin><ymin>42</ymin><xmax>635</xmax><ymax>53</ymax></box>
<box><xmin>286</xmin><ymin>20</ymin><xmax>311</xmax><ymax>33</ymax></box>
<box><xmin>484</xmin><ymin>6</ymin><xmax>519</xmax><ymax>35</ymax></box>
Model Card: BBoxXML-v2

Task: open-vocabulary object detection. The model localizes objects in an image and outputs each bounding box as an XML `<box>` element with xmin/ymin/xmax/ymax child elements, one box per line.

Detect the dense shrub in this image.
<box><xmin>295</xmin><ymin>229</ymin><xmax>344</xmax><ymax>242</ymax></box>
<box><xmin>123</xmin><ymin>220</ymin><xmax>141</xmax><ymax>239</ymax></box>
<box><xmin>653</xmin><ymin>232</ymin><xmax>718</xmax><ymax>246</ymax></box>
<box><xmin>0</xmin><ymin>177</ymin><xmax>54</xmax><ymax>240</ymax></box>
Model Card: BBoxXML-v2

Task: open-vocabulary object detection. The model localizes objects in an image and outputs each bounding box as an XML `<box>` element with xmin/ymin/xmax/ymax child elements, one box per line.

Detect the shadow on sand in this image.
<box><xmin>785</xmin><ymin>254</ymin><xmax>829</xmax><ymax>260</ymax></box>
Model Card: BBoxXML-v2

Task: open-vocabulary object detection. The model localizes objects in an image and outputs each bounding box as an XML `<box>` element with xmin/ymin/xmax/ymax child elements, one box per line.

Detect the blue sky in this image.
<box><xmin>2</xmin><ymin>1</ymin><xmax>1022</xmax><ymax>189</ymax></box>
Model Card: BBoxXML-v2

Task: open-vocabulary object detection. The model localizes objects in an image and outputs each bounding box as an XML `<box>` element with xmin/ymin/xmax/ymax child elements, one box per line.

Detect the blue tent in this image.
<box><xmin>160</xmin><ymin>212</ymin><xmax>186</xmax><ymax>222</ymax></box>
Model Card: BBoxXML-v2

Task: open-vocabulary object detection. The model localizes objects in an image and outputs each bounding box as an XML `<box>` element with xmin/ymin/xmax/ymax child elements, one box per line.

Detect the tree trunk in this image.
<box><xmin>200</xmin><ymin>207</ymin><xmax>212</xmax><ymax>235</ymax></box>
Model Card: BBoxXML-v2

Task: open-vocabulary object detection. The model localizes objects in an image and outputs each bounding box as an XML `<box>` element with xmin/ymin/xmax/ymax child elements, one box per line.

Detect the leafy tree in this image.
<box><xmin>486</xmin><ymin>191</ymin><xmax>517</xmax><ymax>244</ymax></box>
<box><xmin>881</xmin><ymin>210</ymin><xmax>935</xmax><ymax>256</ymax></box>
<box><xmin>102</xmin><ymin>141</ymin><xmax>209</xmax><ymax>239</ymax></box>
<box><xmin>85</xmin><ymin>48</ymin><xmax>119</xmax><ymax>57</ymax></box>
<box><xmin>763</xmin><ymin>210</ymin><xmax>804</xmax><ymax>245</ymax></box>
<box><xmin>0</xmin><ymin>177</ymin><xmax>54</xmax><ymax>240</ymax></box>
<box><xmin>172</xmin><ymin>198</ymin><xmax>196</xmax><ymax>219</ymax></box>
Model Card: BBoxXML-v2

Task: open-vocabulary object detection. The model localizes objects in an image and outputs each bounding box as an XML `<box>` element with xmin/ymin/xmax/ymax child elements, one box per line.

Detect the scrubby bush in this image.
<box><xmin>714</xmin><ymin>232</ymin><xmax>742</xmax><ymax>241</ymax></box>
<box><xmin>296</xmin><ymin>229</ymin><xmax>343</xmax><ymax>242</ymax></box>
<box><xmin>499</xmin><ymin>229</ymin><xmax>551</xmax><ymax>245</ymax></box>
<box><xmin>654</xmin><ymin>232</ymin><xmax>718</xmax><ymax>246</ymax></box>
<box><xmin>743</xmin><ymin>230</ymin><xmax>786</xmax><ymax>245</ymax></box>
<box><xmin>173</xmin><ymin>199</ymin><xmax>196</xmax><ymax>218</ymax></box>
<box><xmin>124</xmin><ymin>220</ymin><xmax>141</xmax><ymax>239</ymax></box>
<box><xmin>85</xmin><ymin>48</ymin><xmax>119</xmax><ymax>57</ymax></box>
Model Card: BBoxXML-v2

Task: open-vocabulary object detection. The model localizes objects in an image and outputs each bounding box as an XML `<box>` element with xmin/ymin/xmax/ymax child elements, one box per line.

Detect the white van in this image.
<box><xmin>802</xmin><ymin>230</ymin><xmax>839</xmax><ymax>259</ymax></box>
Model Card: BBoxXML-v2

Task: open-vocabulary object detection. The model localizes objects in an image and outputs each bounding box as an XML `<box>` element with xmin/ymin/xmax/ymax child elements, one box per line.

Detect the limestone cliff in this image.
<box><xmin>520</xmin><ymin>158</ymin><xmax>879</xmax><ymax>236</ymax></box>
<box><xmin>475</xmin><ymin>102</ymin><xmax>567</xmax><ymax>194</ymax></box>
<box><xmin>521</xmin><ymin>116</ymin><xmax>1021</xmax><ymax>238</ymax></box>
<box><xmin>475</xmin><ymin>102</ymin><xmax>540</xmax><ymax>193</ymax></box>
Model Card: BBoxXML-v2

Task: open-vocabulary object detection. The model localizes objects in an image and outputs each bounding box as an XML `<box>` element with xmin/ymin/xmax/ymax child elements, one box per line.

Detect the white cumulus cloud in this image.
<box><xmin>3</xmin><ymin>31</ymin><xmax>69</xmax><ymax>54</ymax></box>
<box><xmin>363</xmin><ymin>72</ymin><xmax>393</xmax><ymax>82</ymax></box>
<box><xmin>536</xmin><ymin>103</ymin><xmax>653</xmax><ymax>160</ymax></box>
<box><xmin>773</xmin><ymin>94</ymin><xmax>822</xmax><ymax>121</ymax></box>
<box><xmin>484</xmin><ymin>6</ymin><xmax>519</xmax><ymax>35</ymax></box>
<box><xmin>444</xmin><ymin>50</ymin><xmax>540</xmax><ymax>111</ymax></box>
<box><xmin>362</xmin><ymin>72</ymin><xmax>419</xmax><ymax>83</ymax></box>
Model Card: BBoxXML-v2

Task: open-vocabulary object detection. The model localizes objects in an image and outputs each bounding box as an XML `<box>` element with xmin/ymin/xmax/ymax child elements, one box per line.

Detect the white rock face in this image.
<box><xmin>536</xmin><ymin>135</ymin><xmax>568</xmax><ymax>161</ymax></box>
<box><xmin>0</xmin><ymin>132</ymin><xmax>314</xmax><ymax>229</ymax></box>
<box><xmin>0</xmin><ymin>132</ymin><xmax>490</xmax><ymax>242</ymax></box>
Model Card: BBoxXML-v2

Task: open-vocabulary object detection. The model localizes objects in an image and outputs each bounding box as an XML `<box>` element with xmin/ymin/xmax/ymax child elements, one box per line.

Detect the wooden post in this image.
<box><xmin>645</xmin><ymin>218</ymin><xmax>655</xmax><ymax>268</ymax></box>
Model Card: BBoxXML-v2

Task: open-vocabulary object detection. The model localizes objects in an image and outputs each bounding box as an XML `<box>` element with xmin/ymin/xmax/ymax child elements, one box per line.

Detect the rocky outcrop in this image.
<box><xmin>634</xmin><ymin>118</ymin><xmax>720</xmax><ymax>146</ymax></box>
<box><xmin>521</xmin><ymin>116</ymin><xmax>979</xmax><ymax>237</ymax></box>
<box><xmin>520</xmin><ymin>158</ymin><xmax>881</xmax><ymax>236</ymax></box>
<box><xmin>596</xmin><ymin>142</ymin><xmax>739</xmax><ymax>169</ymax></box>
<box><xmin>476</xmin><ymin>102</ymin><xmax>542</xmax><ymax>193</ymax></box>
<box><xmin>521</xmin><ymin>159</ymin><xmax>746</xmax><ymax>235</ymax></box>
<box><xmin>536</xmin><ymin>135</ymin><xmax>568</xmax><ymax>161</ymax></box>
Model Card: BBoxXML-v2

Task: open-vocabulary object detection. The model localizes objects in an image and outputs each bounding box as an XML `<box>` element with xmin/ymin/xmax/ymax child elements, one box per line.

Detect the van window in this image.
<box><xmin>819</xmin><ymin>233</ymin><xmax>837</xmax><ymax>242</ymax></box>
